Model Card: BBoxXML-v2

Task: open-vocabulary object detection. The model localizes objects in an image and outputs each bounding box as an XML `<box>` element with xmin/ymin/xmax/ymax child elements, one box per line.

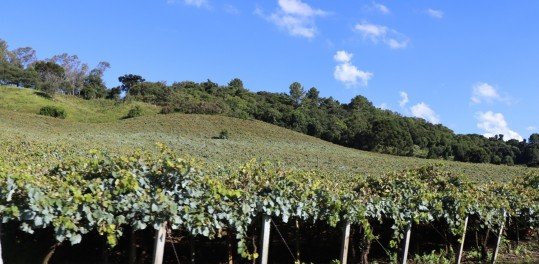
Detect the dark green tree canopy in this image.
<box><xmin>118</xmin><ymin>74</ymin><xmax>145</xmax><ymax>93</ymax></box>
<box><xmin>34</xmin><ymin>61</ymin><xmax>65</xmax><ymax>81</ymax></box>
<box><xmin>306</xmin><ymin>87</ymin><xmax>319</xmax><ymax>100</ymax></box>
<box><xmin>228</xmin><ymin>78</ymin><xmax>244</xmax><ymax>89</ymax></box>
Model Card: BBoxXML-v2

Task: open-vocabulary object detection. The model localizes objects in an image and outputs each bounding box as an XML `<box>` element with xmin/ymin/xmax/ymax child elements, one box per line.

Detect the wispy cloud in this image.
<box><xmin>411</xmin><ymin>102</ymin><xmax>440</xmax><ymax>124</ymax></box>
<box><xmin>476</xmin><ymin>111</ymin><xmax>523</xmax><ymax>141</ymax></box>
<box><xmin>224</xmin><ymin>4</ymin><xmax>240</xmax><ymax>15</ymax></box>
<box><xmin>426</xmin><ymin>8</ymin><xmax>444</xmax><ymax>19</ymax></box>
<box><xmin>257</xmin><ymin>0</ymin><xmax>327</xmax><ymax>39</ymax></box>
<box><xmin>354</xmin><ymin>21</ymin><xmax>409</xmax><ymax>49</ymax></box>
<box><xmin>167</xmin><ymin>0</ymin><xmax>209</xmax><ymax>8</ymax></box>
<box><xmin>399</xmin><ymin>91</ymin><xmax>409</xmax><ymax>107</ymax></box>
<box><xmin>355</xmin><ymin>22</ymin><xmax>387</xmax><ymax>41</ymax></box>
<box><xmin>527</xmin><ymin>126</ymin><xmax>538</xmax><ymax>132</ymax></box>
<box><xmin>372</xmin><ymin>2</ymin><xmax>390</xmax><ymax>15</ymax></box>
<box><xmin>379</xmin><ymin>103</ymin><xmax>389</xmax><ymax>110</ymax></box>
<box><xmin>471</xmin><ymin>83</ymin><xmax>509</xmax><ymax>104</ymax></box>
<box><xmin>333</xmin><ymin>50</ymin><xmax>373</xmax><ymax>87</ymax></box>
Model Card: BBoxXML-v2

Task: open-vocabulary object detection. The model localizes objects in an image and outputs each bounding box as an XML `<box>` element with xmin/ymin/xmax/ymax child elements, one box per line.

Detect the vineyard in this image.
<box><xmin>0</xmin><ymin>142</ymin><xmax>538</xmax><ymax>263</ymax></box>
<box><xmin>0</xmin><ymin>89</ymin><xmax>538</xmax><ymax>263</ymax></box>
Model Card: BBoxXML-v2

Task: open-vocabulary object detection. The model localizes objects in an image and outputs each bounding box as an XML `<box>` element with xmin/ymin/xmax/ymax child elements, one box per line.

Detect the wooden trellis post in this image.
<box><xmin>457</xmin><ymin>216</ymin><xmax>469</xmax><ymax>264</ymax></box>
<box><xmin>339</xmin><ymin>221</ymin><xmax>351</xmax><ymax>264</ymax></box>
<box><xmin>129</xmin><ymin>230</ymin><xmax>137</xmax><ymax>264</ymax></box>
<box><xmin>228</xmin><ymin>231</ymin><xmax>235</xmax><ymax>264</ymax></box>
<box><xmin>0</xmin><ymin>223</ymin><xmax>3</xmax><ymax>264</ymax></box>
<box><xmin>152</xmin><ymin>222</ymin><xmax>167</xmax><ymax>264</ymax></box>
<box><xmin>189</xmin><ymin>236</ymin><xmax>196</xmax><ymax>264</ymax></box>
<box><xmin>260</xmin><ymin>215</ymin><xmax>271</xmax><ymax>264</ymax></box>
<box><xmin>401</xmin><ymin>222</ymin><xmax>412</xmax><ymax>264</ymax></box>
<box><xmin>491</xmin><ymin>210</ymin><xmax>506</xmax><ymax>264</ymax></box>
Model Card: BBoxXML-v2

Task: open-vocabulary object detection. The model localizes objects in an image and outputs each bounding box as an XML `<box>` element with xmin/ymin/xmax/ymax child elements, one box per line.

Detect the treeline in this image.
<box><xmin>1</xmin><ymin>38</ymin><xmax>538</xmax><ymax>167</ymax></box>
<box><xmin>0</xmin><ymin>39</ymin><xmax>114</xmax><ymax>100</ymax></box>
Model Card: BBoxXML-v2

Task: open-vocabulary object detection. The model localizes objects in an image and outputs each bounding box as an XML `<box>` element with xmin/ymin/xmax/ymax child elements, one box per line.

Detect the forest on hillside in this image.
<box><xmin>1</xmin><ymin>38</ymin><xmax>538</xmax><ymax>167</ymax></box>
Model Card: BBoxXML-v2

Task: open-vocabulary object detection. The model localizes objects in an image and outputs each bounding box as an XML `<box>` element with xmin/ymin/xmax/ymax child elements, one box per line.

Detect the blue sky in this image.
<box><xmin>1</xmin><ymin>0</ymin><xmax>538</xmax><ymax>140</ymax></box>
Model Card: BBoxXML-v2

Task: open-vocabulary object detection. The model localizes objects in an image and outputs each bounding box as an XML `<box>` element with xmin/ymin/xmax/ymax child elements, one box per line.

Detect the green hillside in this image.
<box><xmin>0</xmin><ymin>86</ymin><xmax>535</xmax><ymax>182</ymax></box>
<box><xmin>0</xmin><ymin>86</ymin><xmax>160</xmax><ymax>122</ymax></box>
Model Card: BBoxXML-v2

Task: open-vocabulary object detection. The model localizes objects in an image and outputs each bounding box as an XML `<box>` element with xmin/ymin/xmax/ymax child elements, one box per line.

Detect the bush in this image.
<box><xmin>218</xmin><ymin>129</ymin><xmax>229</xmax><ymax>140</ymax></box>
<box><xmin>160</xmin><ymin>105</ymin><xmax>175</xmax><ymax>114</ymax></box>
<box><xmin>124</xmin><ymin>106</ymin><xmax>143</xmax><ymax>119</ymax></box>
<box><xmin>38</xmin><ymin>106</ymin><xmax>66</xmax><ymax>119</ymax></box>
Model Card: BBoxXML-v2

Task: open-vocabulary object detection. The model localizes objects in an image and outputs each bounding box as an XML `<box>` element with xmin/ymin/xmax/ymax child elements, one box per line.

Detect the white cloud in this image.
<box><xmin>333</xmin><ymin>50</ymin><xmax>373</xmax><ymax>87</ymax></box>
<box><xmin>259</xmin><ymin>0</ymin><xmax>327</xmax><ymax>39</ymax></box>
<box><xmin>426</xmin><ymin>8</ymin><xmax>444</xmax><ymax>19</ymax></box>
<box><xmin>399</xmin><ymin>91</ymin><xmax>409</xmax><ymax>107</ymax></box>
<box><xmin>379</xmin><ymin>103</ymin><xmax>389</xmax><ymax>110</ymax></box>
<box><xmin>476</xmin><ymin>111</ymin><xmax>523</xmax><ymax>141</ymax></box>
<box><xmin>527</xmin><ymin>126</ymin><xmax>538</xmax><ymax>132</ymax></box>
<box><xmin>354</xmin><ymin>22</ymin><xmax>409</xmax><ymax>49</ymax></box>
<box><xmin>333</xmin><ymin>50</ymin><xmax>353</xmax><ymax>63</ymax></box>
<box><xmin>373</xmin><ymin>2</ymin><xmax>390</xmax><ymax>14</ymax></box>
<box><xmin>471</xmin><ymin>83</ymin><xmax>504</xmax><ymax>104</ymax></box>
<box><xmin>410</xmin><ymin>102</ymin><xmax>440</xmax><ymax>124</ymax></box>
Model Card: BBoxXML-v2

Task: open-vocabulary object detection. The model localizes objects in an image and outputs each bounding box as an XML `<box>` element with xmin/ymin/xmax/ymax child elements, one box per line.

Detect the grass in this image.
<box><xmin>0</xmin><ymin>86</ymin><xmax>160</xmax><ymax>122</ymax></box>
<box><xmin>0</xmin><ymin>85</ymin><xmax>537</xmax><ymax>182</ymax></box>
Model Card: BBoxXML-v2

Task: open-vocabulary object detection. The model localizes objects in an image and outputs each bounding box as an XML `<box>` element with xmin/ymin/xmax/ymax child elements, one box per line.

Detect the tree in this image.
<box><xmin>289</xmin><ymin>82</ymin><xmax>305</xmax><ymax>106</ymax></box>
<box><xmin>107</xmin><ymin>87</ymin><xmax>122</xmax><ymax>100</ymax></box>
<box><xmin>80</xmin><ymin>62</ymin><xmax>111</xmax><ymax>99</ymax></box>
<box><xmin>523</xmin><ymin>134</ymin><xmax>539</xmax><ymax>167</ymax></box>
<box><xmin>50</xmin><ymin>53</ymin><xmax>88</xmax><ymax>95</ymax></box>
<box><xmin>11</xmin><ymin>47</ymin><xmax>37</xmax><ymax>68</ymax></box>
<box><xmin>348</xmin><ymin>95</ymin><xmax>374</xmax><ymax>111</ymax></box>
<box><xmin>18</xmin><ymin>68</ymin><xmax>38</xmax><ymax>88</ymax></box>
<box><xmin>34</xmin><ymin>61</ymin><xmax>65</xmax><ymax>81</ymax></box>
<box><xmin>503</xmin><ymin>155</ymin><xmax>514</xmax><ymax>166</ymax></box>
<box><xmin>118</xmin><ymin>74</ymin><xmax>145</xmax><ymax>94</ymax></box>
<box><xmin>523</xmin><ymin>144</ymin><xmax>539</xmax><ymax>167</ymax></box>
<box><xmin>90</xmin><ymin>61</ymin><xmax>111</xmax><ymax>78</ymax></box>
<box><xmin>0</xmin><ymin>39</ymin><xmax>9</xmax><ymax>63</ymax></box>
<box><xmin>228</xmin><ymin>78</ymin><xmax>244</xmax><ymax>89</ymax></box>
<box><xmin>304</xmin><ymin>87</ymin><xmax>320</xmax><ymax>107</ymax></box>
<box><xmin>128</xmin><ymin>81</ymin><xmax>171</xmax><ymax>105</ymax></box>
<box><xmin>529</xmin><ymin>133</ymin><xmax>539</xmax><ymax>144</ymax></box>
<box><xmin>306</xmin><ymin>87</ymin><xmax>319</xmax><ymax>101</ymax></box>
<box><xmin>368</xmin><ymin>118</ymin><xmax>414</xmax><ymax>155</ymax></box>
<box><xmin>201</xmin><ymin>79</ymin><xmax>218</xmax><ymax>92</ymax></box>
<box><xmin>0</xmin><ymin>62</ymin><xmax>19</xmax><ymax>85</ymax></box>
<box><xmin>467</xmin><ymin>147</ymin><xmax>489</xmax><ymax>163</ymax></box>
<box><xmin>33</xmin><ymin>61</ymin><xmax>66</xmax><ymax>96</ymax></box>
<box><xmin>81</xmin><ymin>74</ymin><xmax>107</xmax><ymax>99</ymax></box>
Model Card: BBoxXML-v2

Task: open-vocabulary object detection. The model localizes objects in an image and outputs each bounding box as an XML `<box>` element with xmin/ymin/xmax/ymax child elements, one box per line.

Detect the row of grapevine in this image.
<box><xmin>0</xmin><ymin>143</ymin><xmax>538</xmax><ymax>262</ymax></box>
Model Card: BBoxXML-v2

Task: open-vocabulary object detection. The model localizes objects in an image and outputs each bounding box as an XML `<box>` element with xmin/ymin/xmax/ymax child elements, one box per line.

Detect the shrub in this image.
<box><xmin>218</xmin><ymin>129</ymin><xmax>229</xmax><ymax>140</ymax></box>
<box><xmin>38</xmin><ymin>106</ymin><xmax>66</xmax><ymax>119</ymax></box>
<box><xmin>160</xmin><ymin>105</ymin><xmax>175</xmax><ymax>114</ymax></box>
<box><xmin>124</xmin><ymin>106</ymin><xmax>143</xmax><ymax>119</ymax></box>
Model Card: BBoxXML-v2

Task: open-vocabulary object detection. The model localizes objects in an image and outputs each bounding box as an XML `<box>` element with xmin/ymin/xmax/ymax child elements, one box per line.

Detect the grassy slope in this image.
<box><xmin>0</xmin><ymin>86</ymin><xmax>535</xmax><ymax>182</ymax></box>
<box><xmin>0</xmin><ymin>86</ymin><xmax>160</xmax><ymax>122</ymax></box>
